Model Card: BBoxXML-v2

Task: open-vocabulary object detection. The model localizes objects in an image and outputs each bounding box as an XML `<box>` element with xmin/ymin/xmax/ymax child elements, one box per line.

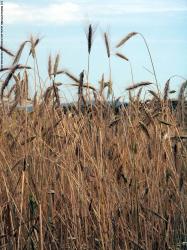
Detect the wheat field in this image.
<box><xmin>0</xmin><ymin>27</ymin><xmax>187</xmax><ymax>250</ymax></box>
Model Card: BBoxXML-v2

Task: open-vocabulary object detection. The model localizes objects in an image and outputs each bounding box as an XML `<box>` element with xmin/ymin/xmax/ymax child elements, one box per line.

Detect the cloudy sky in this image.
<box><xmin>4</xmin><ymin>0</ymin><xmax>187</xmax><ymax>99</ymax></box>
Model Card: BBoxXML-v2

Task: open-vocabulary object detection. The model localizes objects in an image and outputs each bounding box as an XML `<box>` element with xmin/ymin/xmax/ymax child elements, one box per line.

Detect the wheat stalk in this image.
<box><xmin>1</xmin><ymin>64</ymin><xmax>26</xmax><ymax>99</ymax></box>
<box><xmin>0</xmin><ymin>46</ymin><xmax>15</xmax><ymax>57</ymax></box>
<box><xmin>104</xmin><ymin>32</ymin><xmax>110</xmax><ymax>58</ymax></box>
<box><xmin>116</xmin><ymin>32</ymin><xmax>138</xmax><ymax>48</ymax></box>
<box><xmin>65</xmin><ymin>71</ymin><xmax>80</xmax><ymax>84</ymax></box>
<box><xmin>53</xmin><ymin>54</ymin><xmax>60</xmax><ymax>77</ymax></box>
<box><xmin>164</xmin><ymin>78</ymin><xmax>170</xmax><ymax>102</ymax></box>
<box><xmin>13</xmin><ymin>41</ymin><xmax>30</xmax><ymax>65</ymax></box>
<box><xmin>48</xmin><ymin>54</ymin><xmax>52</xmax><ymax>78</ymax></box>
<box><xmin>126</xmin><ymin>81</ymin><xmax>153</xmax><ymax>91</ymax></box>
<box><xmin>115</xmin><ymin>52</ymin><xmax>129</xmax><ymax>61</ymax></box>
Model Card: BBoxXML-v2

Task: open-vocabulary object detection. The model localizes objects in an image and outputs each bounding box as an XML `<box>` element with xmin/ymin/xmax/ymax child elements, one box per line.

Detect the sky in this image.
<box><xmin>3</xmin><ymin>0</ymin><xmax>187</xmax><ymax>101</ymax></box>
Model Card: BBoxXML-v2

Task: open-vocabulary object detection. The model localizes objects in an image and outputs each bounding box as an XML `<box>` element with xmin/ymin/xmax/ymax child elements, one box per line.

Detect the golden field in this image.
<box><xmin>0</xmin><ymin>28</ymin><xmax>186</xmax><ymax>249</ymax></box>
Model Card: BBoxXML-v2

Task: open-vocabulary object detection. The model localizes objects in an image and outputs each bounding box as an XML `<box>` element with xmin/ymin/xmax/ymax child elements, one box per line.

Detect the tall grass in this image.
<box><xmin>0</xmin><ymin>30</ymin><xmax>186</xmax><ymax>250</ymax></box>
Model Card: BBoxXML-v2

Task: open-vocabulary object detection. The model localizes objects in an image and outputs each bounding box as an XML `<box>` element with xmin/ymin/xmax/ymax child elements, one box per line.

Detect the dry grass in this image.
<box><xmin>0</xmin><ymin>31</ymin><xmax>186</xmax><ymax>250</ymax></box>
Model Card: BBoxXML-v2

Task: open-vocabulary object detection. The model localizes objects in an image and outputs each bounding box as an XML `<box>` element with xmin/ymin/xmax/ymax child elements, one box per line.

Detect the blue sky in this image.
<box><xmin>4</xmin><ymin>0</ymin><xmax>187</xmax><ymax>100</ymax></box>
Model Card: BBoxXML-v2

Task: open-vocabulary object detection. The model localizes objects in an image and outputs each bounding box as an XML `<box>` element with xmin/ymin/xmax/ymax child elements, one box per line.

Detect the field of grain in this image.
<box><xmin>0</xmin><ymin>27</ymin><xmax>187</xmax><ymax>250</ymax></box>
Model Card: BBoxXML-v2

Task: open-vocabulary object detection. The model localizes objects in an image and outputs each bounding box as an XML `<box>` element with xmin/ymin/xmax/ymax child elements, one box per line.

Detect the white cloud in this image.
<box><xmin>6</xmin><ymin>2</ymin><xmax>82</xmax><ymax>25</ymax></box>
<box><xmin>83</xmin><ymin>1</ymin><xmax>187</xmax><ymax>16</ymax></box>
<box><xmin>5</xmin><ymin>1</ymin><xmax>187</xmax><ymax>25</ymax></box>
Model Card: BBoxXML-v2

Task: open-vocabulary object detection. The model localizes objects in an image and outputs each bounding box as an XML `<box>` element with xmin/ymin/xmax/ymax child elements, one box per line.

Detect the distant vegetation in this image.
<box><xmin>0</xmin><ymin>25</ymin><xmax>186</xmax><ymax>249</ymax></box>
